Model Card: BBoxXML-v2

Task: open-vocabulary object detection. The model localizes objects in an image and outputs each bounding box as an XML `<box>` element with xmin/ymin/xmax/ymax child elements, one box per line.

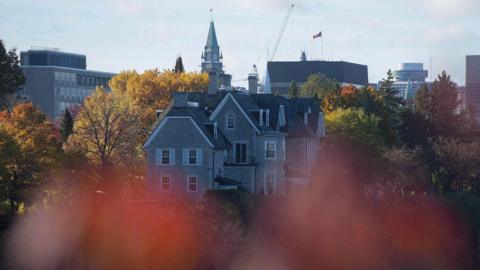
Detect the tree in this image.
<box><xmin>0</xmin><ymin>127</ymin><xmax>22</xmax><ymax>217</ymax></box>
<box><xmin>288</xmin><ymin>81</ymin><xmax>300</xmax><ymax>98</ymax></box>
<box><xmin>430</xmin><ymin>71</ymin><xmax>461</xmax><ymax>138</ymax></box>
<box><xmin>300</xmin><ymin>73</ymin><xmax>339</xmax><ymax>99</ymax></box>
<box><xmin>0</xmin><ymin>40</ymin><xmax>25</xmax><ymax>106</ymax></box>
<box><xmin>109</xmin><ymin>69</ymin><xmax>208</xmax><ymax>134</ymax></box>
<box><xmin>432</xmin><ymin>137</ymin><xmax>480</xmax><ymax>193</ymax></box>
<box><xmin>322</xmin><ymin>108</ymin><xmax>386</xmax><ymax>185</ymax></box>
<box><xmin>321</xmin><ymin>85</ymin><xmax>383</xmax><ymax>117</ymax></box>
<box><xmin>60</xmin><ymin>109</ymin><xmax>74</xmax><ymax>141</ymax></box>
<box><xmin>378</xmin><ymin>70</ymin><xmax>403</xmax><ymax>146</ymax></box>
<box><xmin>324</xmin><ymin>108</ymin><xmax>386</xmax><ymax>152</ymax></box>
<box><xmin>65</xmin><ymin>87</ymin><xmax>141</xmax><ymax>182</ymax></box>
<box><xmin>414</xmin><ymin>84</ymin><xmax>431</xmax><ymax>117</ymax></box>
<box><xmin>174</xmin><ymin>56</ymin><xmax>185</xmax><ymax>73</ymax></box>
<box><xmin>0</xmin><ymin>103</ymin><xmax>62</xmax><ymax>216</ymax></box>
<box><xmin>383</xmin><ymin>147</ymin><xmax>430</xmax><ymax>197</ymax></box>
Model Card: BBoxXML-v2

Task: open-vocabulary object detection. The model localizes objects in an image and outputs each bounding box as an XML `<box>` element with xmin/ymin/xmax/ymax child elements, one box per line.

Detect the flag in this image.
<box><xmin>313</xmin><ymin>32</ymin><xmax>322</xmax><ymax>39</ymax></box>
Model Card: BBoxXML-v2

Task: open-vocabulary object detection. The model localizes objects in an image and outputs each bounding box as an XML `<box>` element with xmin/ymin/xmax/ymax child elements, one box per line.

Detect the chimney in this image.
<box><xmin>248</xmin><ymin>65</ymin><xmax>258</xmax><ymax>94</ymax></box>
<box><xmin>156</xmin><ymin>109</ymin><xmax>164</xmax><ymax>118</ymax></box>
<box><xmin>173</xmin><ymin>92</ymin><xmax>188</xmax><ymax>107</ymax></box>
<box><xmin>208</xmin><ymin>68</ymin><xmax>218</xmax><ymax>95</ymax></box>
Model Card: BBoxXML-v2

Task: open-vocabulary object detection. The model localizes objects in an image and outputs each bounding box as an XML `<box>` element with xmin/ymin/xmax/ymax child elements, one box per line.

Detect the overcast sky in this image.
<box><xmin>1</xmin><ymin>0</ymin><xmax>479</xmax><ymax>86</ymax></box>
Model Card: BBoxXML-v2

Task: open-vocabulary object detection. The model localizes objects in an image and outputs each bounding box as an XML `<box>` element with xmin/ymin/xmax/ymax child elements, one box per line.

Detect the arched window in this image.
<box><xmin>226</xmin><ymin>113</ymin><xmax>235</xmax><ymax>130</ymax></box>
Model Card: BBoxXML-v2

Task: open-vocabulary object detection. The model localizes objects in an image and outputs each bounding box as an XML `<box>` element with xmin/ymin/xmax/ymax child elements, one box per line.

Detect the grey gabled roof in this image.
<box><xmin>146</xmin><ymin>105</ymin><xmax>231</xmax><ymax>149</ymax></box>
<box><xmin>145</xmin><ymin>91</ymin><xmax>323</xmax><ymax>148</ymax></box>
<box><xmin>267</xmin><ymin>60</ymin><xmax>369</xmax><ymax>85</ymax></box>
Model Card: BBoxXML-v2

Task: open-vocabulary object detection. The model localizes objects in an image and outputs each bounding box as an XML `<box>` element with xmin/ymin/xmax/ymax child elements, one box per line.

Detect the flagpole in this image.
<box><xmin>321</xmin><ymin>35</ymin><xmax>323</xmax><ymax>60</ymax></box>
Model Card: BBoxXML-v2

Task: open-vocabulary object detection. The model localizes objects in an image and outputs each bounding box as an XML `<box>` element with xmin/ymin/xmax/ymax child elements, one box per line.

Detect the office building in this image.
<box><xmin>266</xmin><ymin>53</ymin><xmax>368</xmax><ymax>95</ymax></box>
<box><xmin>466</xmin><ymin>55</ymin><xmax>480</xmax><ymax>115</ymax></box>
<box><xmin>19</xmin><ymin>48</ymin><xmax>116</xmax><ymax>118</ymax></box>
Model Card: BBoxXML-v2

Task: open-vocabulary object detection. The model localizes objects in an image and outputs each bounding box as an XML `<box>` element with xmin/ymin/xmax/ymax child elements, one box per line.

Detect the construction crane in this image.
<box><xmin>259</xmin><ymin>3</ymin><xmax>295</xmax><ymax>93</ymax></box>
<box><xmin>269</xmin><ymin>3</ymin><xmax>295</xmax><ymax>62</ymax></box>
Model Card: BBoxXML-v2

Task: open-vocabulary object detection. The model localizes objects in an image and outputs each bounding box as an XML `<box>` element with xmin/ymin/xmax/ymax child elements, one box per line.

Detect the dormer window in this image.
<box><xmin>226</xmin><ymin>113</ymin><xmax>235</xmax><ymax>130</ymax></box>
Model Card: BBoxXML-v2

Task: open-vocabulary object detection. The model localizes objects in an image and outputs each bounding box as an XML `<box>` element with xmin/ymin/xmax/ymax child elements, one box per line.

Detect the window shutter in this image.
<box><xmin>170</xmin><ymin>149</ymin><xmax>175</xmax><ymax>165</ymax></box>
<box><xmin>182</xmin><ymin>149</ymin><xmax>188</xmax><ymax>165</ymax></box>
<box><xmin>197</xmin><ymin>148</ymin><xmax>203</xmax><ymax>166</ymax></box>
<box><xmin>155</xmin><ymin>148</ymin><xmax>162</xmax><ymax>165</ymax></box>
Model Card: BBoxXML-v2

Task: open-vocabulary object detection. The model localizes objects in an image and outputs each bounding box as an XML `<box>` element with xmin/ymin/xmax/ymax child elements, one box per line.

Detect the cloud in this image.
<box><xmin>111</xmin><ymin>0</ymin><xmax>144</xmax><ymax>15</ymax></box>
<box><xmin>425</xmin><ymin>24</ymin><xmax>479</xmax><ymax>44</ymax></box>
<box><xmin>228</xmin><ymin>0</ymin><xmax>305</xmax><ymax>12</ymax></box>
<box><xmin>416</xmin><ymin>0</ymin><xmax>480</xmax><ymax>18</ymax></box>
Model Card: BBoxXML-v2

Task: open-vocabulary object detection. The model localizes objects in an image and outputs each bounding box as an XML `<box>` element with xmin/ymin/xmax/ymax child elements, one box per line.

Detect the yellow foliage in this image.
<box><xmin>109</xmin><ymin>69</ymin><xmax>208</xmax><ymax>131</ymax></box>
<box><xmin>66</xmin><ymin>87</ymin><xmax>142</xmax><ymax>171</ymax></box>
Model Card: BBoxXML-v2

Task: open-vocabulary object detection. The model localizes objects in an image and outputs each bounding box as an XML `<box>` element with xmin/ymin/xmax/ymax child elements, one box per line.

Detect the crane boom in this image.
<box><xmin>269</xmin><ymin>3</ymin><xmax>295</xmax><ymax>61</ymax></box>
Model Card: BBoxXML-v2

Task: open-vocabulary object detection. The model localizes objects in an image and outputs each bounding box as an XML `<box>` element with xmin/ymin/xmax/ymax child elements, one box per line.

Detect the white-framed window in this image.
<box><xmin>155</xmin><ymin>148</ymin><xmax>175</xmax><ymax>165</ymax></box>
<box><xmin>182</xmin><ymin>148</ymin><xmax>203</xmax><ymax>165</ymax></box>
<box><xmin>226</xmin><ymin>113</ymin><xmax>235</xmax><ymax>130</ymax></box>
<box><xmin>161</xmin><ymin>176</ymin><xmax>170</xmax><ymax>191</ymax></box>
<box><xmin>234</xmin><ymin>142</ymin><xmax>248</xmax><ymax>164</ymax></box>
<box><xmin>265</xmin><ymin>140</ymin><xmax>276</xmax><ymax>160</ymax></box>
<box><xmin>264</xmin><ymin>172</ymin><xmax>276</xmax><ymax>195</ymax></box>
<box><xmin>187</xmin><ymin>176</ymin><xmax>198</xmax><ymax>192</ymax></box>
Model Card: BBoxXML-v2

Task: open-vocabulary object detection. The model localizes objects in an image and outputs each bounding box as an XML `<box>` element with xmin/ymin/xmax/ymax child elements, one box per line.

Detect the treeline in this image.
<box><xmin>0</xmin><ymin>43</ymin><xmax>207</xmax><ymax>227</ymax></box>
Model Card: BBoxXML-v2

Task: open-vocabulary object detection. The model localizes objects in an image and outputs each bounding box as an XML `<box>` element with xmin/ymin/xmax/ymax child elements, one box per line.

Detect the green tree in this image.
<box><xmin>174</xmin><ymin>56</ymin><xmax>185</xmax><ymax>73</ymax></box>
<box><xmin>288</xmin><ymin>81</ymin><xmax>300</xmax><ymax>98</ymax></box>
<box><xmin>433</xmin><ymin>137</ymin><xmax>480</xmax><ymax>193</ymax></box>
<box><xmin>430</xmin><ymin>71</ymin><xmax>461</xmax><ymax>138</ymax></box>
<box><xmin>0</xmin><ymin>127</ymin><xmax>22</xmax><ymax>217</ymax></box>
<box><xmin>383</xmin><ymin>147</ymin><xmax>430</xmax><ymax>197</ymax></box>
<box><xmin>300</xmin><ymin>73</ymin><xmax>339</xmax><ymax>99</ymax></box>
<box><xmin>0</xmin><ymin>103</ymin><xmax>62</xmax><ymax>216</ymax></box>
<box><xmin>414</xmin><ymin>84</ymin><xmax>431</xmax><ymax>117</ymax></box>
<box><xmin>324</xmin><ymin>108</ymin><xmax>386</xmax><ymax>152</ymax></box>
<box><xmin>60</xmin><ymin>109</ymin><xmax>74</xmax><ymax>141</ymax></box>
<box><xmin>379</xmin><ymin>70</ymin><xmax>403</xmax><ymax>145</ymax></box>
<box><xmin>0</xmin><ymin>40</ymin><xmax>25</xmax><ymax>106</ymax></box>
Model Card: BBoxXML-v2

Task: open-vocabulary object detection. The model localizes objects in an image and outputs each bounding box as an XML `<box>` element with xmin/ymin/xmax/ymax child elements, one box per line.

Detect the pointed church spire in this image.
<box><xmin>201</xmin><ymin>18</ymin><xmax>223</xmax><ymax>73</ymax></box>
<box><xmin>206</xmin><ymin>21</ymin><xmax>219</xmax><ymax>49</ymax></box>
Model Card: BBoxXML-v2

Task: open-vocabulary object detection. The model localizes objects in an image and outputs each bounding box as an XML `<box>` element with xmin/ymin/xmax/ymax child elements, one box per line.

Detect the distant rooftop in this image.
<box><xmin>267</xmin><ymin>60</ymin><xmax>369</xmax><ymax>86</ymax></box>
<box><xmin>20</xmin><ymin>49</ymin><xmax>87</xmax><ymax>70</ymax></box>
<box><xmin>397</xmin><ymin>63</ymin><xmax>424</xmax><ymax>71</ymax></box>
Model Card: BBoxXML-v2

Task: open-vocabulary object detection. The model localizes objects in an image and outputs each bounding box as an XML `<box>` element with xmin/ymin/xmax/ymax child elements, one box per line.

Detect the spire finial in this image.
<box><xmin>209</xmin><ymin>8</ymin><xmax>214</xmax><ymax>22</ymax></box>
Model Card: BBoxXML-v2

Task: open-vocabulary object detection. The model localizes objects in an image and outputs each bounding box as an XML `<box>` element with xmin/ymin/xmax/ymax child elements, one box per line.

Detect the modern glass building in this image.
<box><xmin>389</xmin><ymin>63</ymin><xmax>431</xmax><ymax>99</ymax></box>
<box><xmin>19</xmin><ymin>48</ymin><xmax>116</xmax><ymax>118</ymax></box>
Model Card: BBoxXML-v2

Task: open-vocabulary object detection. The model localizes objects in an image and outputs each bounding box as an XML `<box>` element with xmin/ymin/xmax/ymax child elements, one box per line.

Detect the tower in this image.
<box><xmin>201</xmin><ymin>21</ymin><xmax>223</xmax><ymax>73</ymax></box>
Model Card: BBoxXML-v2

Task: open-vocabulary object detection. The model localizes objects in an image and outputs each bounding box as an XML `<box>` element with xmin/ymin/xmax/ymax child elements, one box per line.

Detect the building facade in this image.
<box><xmin>389</xmin><ymin>63</ymin><xmax>431</xmax><ymax>100</ymax></box>
<box><xmin>19</xmin><ymin>49</ymin><xmax>116</xmax><ymax>118</ymax></box>
<box><xmin>143</xmin><ymin>87</ymin><xmax>325</xmax><ymax>201</ymax></box>
<box><xmin>143</xmin><ymin>20</ymin><xmax>324</xmax><ymax>201</ymax></box>
<box><xmin>466</xmin><ymin>55</ymin><xmax>480</xmax><ymax>116</ymax></box>
<box><xmin>266</xmin><ymin>55</ymin><xmax>369</xmax><ymax>95</ymax></box>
